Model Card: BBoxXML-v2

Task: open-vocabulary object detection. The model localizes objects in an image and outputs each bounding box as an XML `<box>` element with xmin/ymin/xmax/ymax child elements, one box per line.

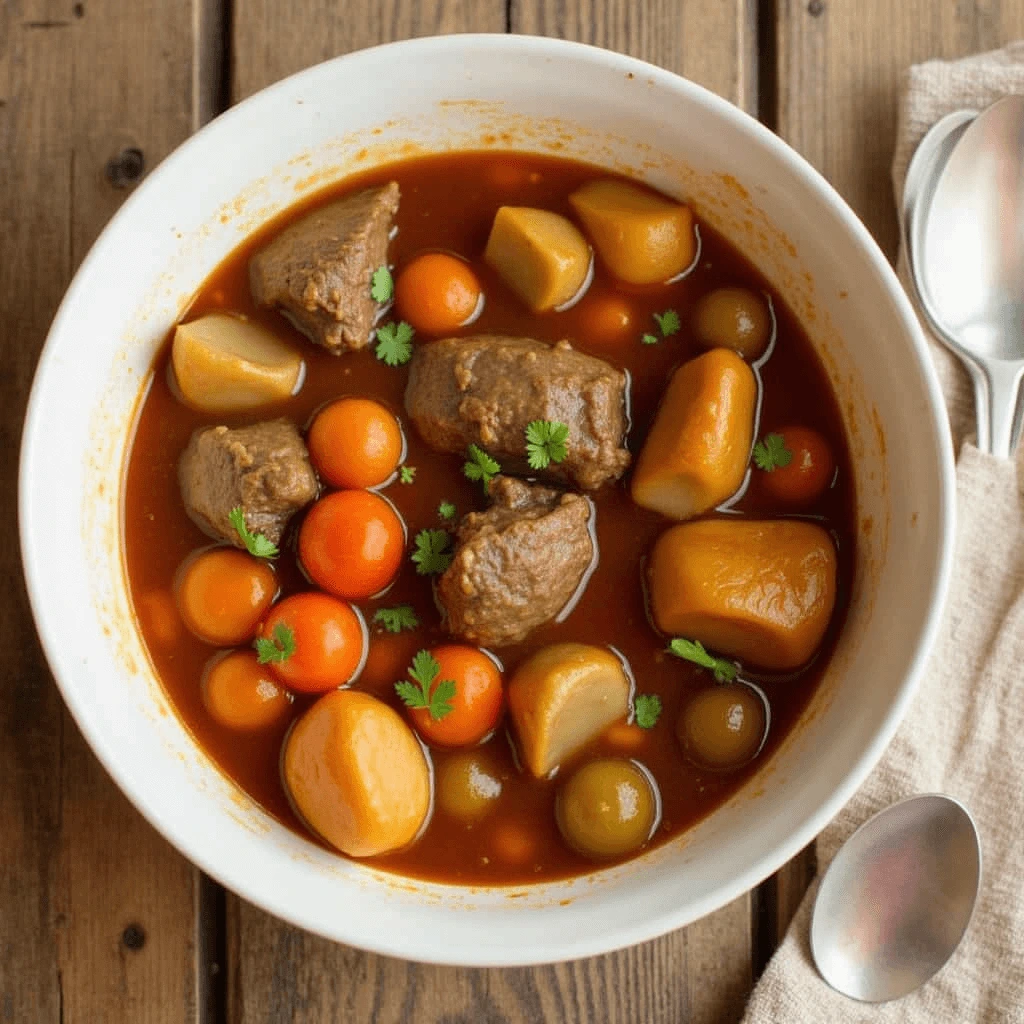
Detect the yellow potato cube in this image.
<box><xmin>282</xmin><ymin>690</ymin><xmax>430</xmax><ymax>858</ymax></box>
<box><xmin>172</xmin><ymin>312</ymin><xmax>304</xmax><ymax>413</ymax></box>
<box><xmin>508</xmin><ymin>643</ymin><xmax>631</xmax><ymax>778</ymax></box>
<box><xmin>569</xmin><ymin>178</ymin><xmax>695</xmax><ymax>284</ymax></box>
<box><xmin>649</xmin><ymin>519</ymin><xmax>837</xmax><ymax>671</ymax></box>
<box><xmin>484</xmin><ymin>206</ymin><xmax>591</xmax><ymax>311</ymax></box>
<box><xmin>631</xmin><ymin>348</ymin><xmax>757</xmax><ymax>520</ymax></box>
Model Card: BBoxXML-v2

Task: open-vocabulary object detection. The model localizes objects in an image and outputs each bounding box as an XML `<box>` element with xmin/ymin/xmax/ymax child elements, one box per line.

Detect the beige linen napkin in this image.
<box><xmin>742</xmin><ymin>45</ymin><xmax>1024</xmax><ymax>1024</ymax></box>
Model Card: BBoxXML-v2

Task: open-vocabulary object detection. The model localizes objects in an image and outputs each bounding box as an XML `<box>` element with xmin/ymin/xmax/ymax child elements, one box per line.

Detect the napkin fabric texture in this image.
<box><xmin>742</xmin><ymin>45</ymin><xmax>1024</xmax><ymax>1024</ymax></box>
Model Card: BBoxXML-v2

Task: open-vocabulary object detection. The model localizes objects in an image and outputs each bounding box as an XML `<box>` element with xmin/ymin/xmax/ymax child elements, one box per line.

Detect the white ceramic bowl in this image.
<box><xmin>19</xmin><ymin>35</ymin><xmax>955</xmax><ymax>965</ymax></box>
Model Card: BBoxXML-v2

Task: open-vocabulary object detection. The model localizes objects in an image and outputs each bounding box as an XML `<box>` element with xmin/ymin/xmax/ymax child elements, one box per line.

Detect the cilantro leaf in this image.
<box><xmin>371</xmin><ymin>265</ymin><xmax>394</xmax><ymax>303</ymax></box>
<box><xmin>399</xmin><ymin>464</ymin><xmax>416</xmax><ymax>484</ymax></box>
<box><xmin>228</xmin><ymin>506</ymin><xmax>278</xmax><ymax>558</ymax></box>
<box><xmin>394</xmin><ymin>649</ymin><xmax>457</xmax><ymax>720</ymax></box>
<box><xmin>255</xmin><ymin>622</ymin><xmax>296</xmax><ymax>664</ymax></box>
<box><xmin>634</xmin><ymin>693</ymin><xmax>662</xmax><ymax>729</ymax></box>
<box><xmin>463</xmin><ymin>444</ymin><xmax>501</xmax><ymax>492</ymax></box>
<box><xmin>667</xmin><ymin>637</ymin><xmax>738</xmax><ymax>683</ymax></box>
<box><xmin>411</xmin><ymin>528</ymin><xmax>453</xmax><ymax>575</ymax></box>
<box><xmin>525</xmin><ymin>420</ymin><xmax>569</xmax><ymax>471</ymax></box>
<box><xmin>653</xmin><ymin>309</ymin><xmax>681</xmax><ymax>337</ymax></box>
<box><xmin>753</xmin><ymin>432</ymin><xmax>793</xmax><ymax>472</ymax></box>
<box><xmin>375</xmin><ymin>321</ymin><xmax>415</xmax><ymax>366</ymax></box>
<box><xmin>373</xmin><ymin>605</ymin><xmax>419</xmax><ymax>633</ymax></box>
<box><xmin>641</xmin><ymin>333</ymin><xmax>660</xmax><ymax>345</ymax></box>
<box><xmin>437</xmin><ymin>501</ymin><xmax>457</xmax><ymax>521</ymax></box>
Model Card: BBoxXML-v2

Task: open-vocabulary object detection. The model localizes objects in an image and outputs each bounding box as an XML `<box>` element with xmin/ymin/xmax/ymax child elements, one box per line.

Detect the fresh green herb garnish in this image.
<box><xmin>525</xmin><ymin>419</ymin><xmax>569</xmax><ymax>471</ymax></box>
<box><xmin>255</xmin><ymin>623</ymin><xmax>296</xmax><ymax>665</ymax></box>
<box><xmin>634</xmin><ymin>693</ymin><xmax>663</xmax><ymax>729</ymax></box>
<box><xmin>370</xmin><ymin>265</ymin><xmax>394</xmax><ymax>303</ymax></box>
<box><xmin>653</xmin><ymin>309</ymin><xmax>681</xmax><ymax>337</ymax></box>
<box><xmin>411</xmin><ymin>528</ymin><xmax>453</xmax><ymax>575</ymax></box>
<box><xmin>374</xmin><ymin>321</ymin><xmax>414</xmax><ymax>366</ymax></box>
<box><xmin>373</xmin><ymin>605</ymin><xmax>419</xmax><ymax>634</ymax></box>
<box><xmin>228</xmin><ymin>506</ymin><xmax>278</xmax><ymax>558</ymax></box>
<box><xmin>463</xmin><ymin>444</ymin><xmax>501</xmax><ymax>492</ymax></box>
<box><xmin>437</xmin><ymin>501</ymin><xmax>457</xmax><ymax>521</ymax></box>
<box><xmin>399</xmin><ymin>464</ymin><xmax>416</xmax><ymax>484</ymax></box>
<box><xmin>394</xmin><ymin>650</ymin><xmax>457</xmax><ymax>721</ymax></box>
<box><xmin>753</xmin><ymin>432</ymin><xmax>793</xmax><ymax>472</ymax></box>
<box><xmin>641</xmin><ymin>333</ymin><xmax>660</xmax><ymax>345</ymax></box>
<box><xmin>667</xmin><ymin>637</ymin><xmax>738</xmax><ymax>683</ymax></box>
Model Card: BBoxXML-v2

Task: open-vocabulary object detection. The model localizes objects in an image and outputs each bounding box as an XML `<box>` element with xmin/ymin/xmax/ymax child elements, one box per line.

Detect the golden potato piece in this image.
<box><xmin>172</xmin><ymin>312</ymin><xmax>304</xmax><ymax>413</ymax></box>
<box><xmin>283</xmin><ymin>690</ymin><xmax>430</xmax><ymax>858</ymax></box>
<box><xmin>649</xmin><ymin>519</ymin><xmax>837</xmax><ymax>671</ymax></box>
<box><xmin>693</xmin><ymin>287</ymin><xmax>772</xmax><ymax>361</ymax></box>
<box><xmin>631</xmin><ymin>348</ymin><xmax>757</xmax><ymax>520</ymax></box>
<box><xmin>569</xmin><ymin>178</ymin><xmax>695</xmax><ymax>285</ymax></box>
<box><xmin>484</xmin><ymin>206</ymin><xmax>591</xmax><ymax>311</ymax></box>
<box><xmin>508</xmin><ymin>643</ymin><xmax>631</xmax><ymax>778</ymax></box>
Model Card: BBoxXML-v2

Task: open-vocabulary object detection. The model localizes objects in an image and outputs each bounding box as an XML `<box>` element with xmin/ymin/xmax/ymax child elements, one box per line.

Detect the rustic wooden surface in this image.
<box><xmin>4</xmin><ymin>1</ymin><xmax>1023</xmax><ymax>1021</ymax></box>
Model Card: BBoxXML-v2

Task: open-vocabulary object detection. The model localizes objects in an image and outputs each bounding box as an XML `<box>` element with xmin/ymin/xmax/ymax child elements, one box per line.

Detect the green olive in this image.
<box><xmin>555</xmin><ymin>758</ymin><xmax>659</xmax><ymax>860</ymax></box>
<box><xmin>435</xmin><ymin>749</ymin><xmax>504</xmax><ymax>823</ymax></box>
<box><xmin>693</xmin><ymin>287</ymin><xmax>771</xmax><ymax>360</ymax></box>
<box><xmin>677</xmin><ymin>684</ymin><xmax>767</xmax><ymax>771</ymax></box>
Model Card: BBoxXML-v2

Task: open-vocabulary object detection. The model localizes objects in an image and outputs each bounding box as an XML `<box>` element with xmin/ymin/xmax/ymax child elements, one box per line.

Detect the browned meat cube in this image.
<box><xmin>249</xmin><ymin>182</ymin><xmax>399</xmax><ymax>354</ymax></box>
<box><xmin>438</xmin><ymin>476</ymin><xmax>596</xmax><ymax>647</ymax></box>
<box><xmin>404</xmin><ymin>335</ymin><xmax>630</xmax><ymax>490</ymax></box>
<box><xmin>178</xmin><ymin>419</ymin><xmax>318</xmax><ymax>548</ymax></box>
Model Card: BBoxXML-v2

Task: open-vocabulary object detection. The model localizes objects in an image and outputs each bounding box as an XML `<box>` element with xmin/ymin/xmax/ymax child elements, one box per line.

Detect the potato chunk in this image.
<box><xmin>649</xmin><ymin>519</ymin><xmax>837</xmax><ymax>671</ymax></box>
<box><xmin>282</xmin><ymin>690</ymin><xmax>430</xmax><ymax>858</ymax></box>
<box><xmin>172</xmin><ymin>312</ymin><xmax>304</xmax><ymax>413</ymax></box>
<box><xmin>484</xmin><ymin>206</ymin><xmax>591</xmax><ymax>312</ymax></box>
<box><xmin>569</xmin><ymin>178</ymin><xmax>695</xmax><ymax>285</ymax></box>
<box><xmin>508</xmin><ymin>643</ymin><xmax>631</xmax><ymax>778</ymax></box>
<box><xmin>631</xmin><ymin>348</ymin><xmax>756</xmax><ymax>520</ymax></box>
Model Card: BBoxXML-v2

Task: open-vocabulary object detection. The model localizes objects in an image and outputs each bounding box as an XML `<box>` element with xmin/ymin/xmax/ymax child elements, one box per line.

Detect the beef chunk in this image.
<box><xmin>404</xmin><ymin>335</ymin><xmax>630</xmax><ymax>490</ymax></box>
<box><xmin>178</xmin><ymin>419</ymin><xmax>318</xmax><ymax>547</ymax></box>
<box><xmin>249</xmin><ymin>182</ymin><xmax>400</xmax><ymax>354</ymax></box>
<box><xmin>438</xmin><ymin>476</ymin><xmax>595</xmax><ymax>647</ymax></box>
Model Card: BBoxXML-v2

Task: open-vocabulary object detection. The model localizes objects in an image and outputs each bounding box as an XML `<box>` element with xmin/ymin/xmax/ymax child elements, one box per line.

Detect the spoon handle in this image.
<box><xmin>977</xmin><ymin>360</ymin><xmax>1024</xmax><ymax>459</ymax></box>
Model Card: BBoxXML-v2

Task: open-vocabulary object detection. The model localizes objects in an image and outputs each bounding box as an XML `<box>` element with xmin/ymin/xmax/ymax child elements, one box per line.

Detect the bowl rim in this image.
<box><xmin>18</xmin><ymin>32</ymin><xmax>957</xmax><ymax>964</ymax></box>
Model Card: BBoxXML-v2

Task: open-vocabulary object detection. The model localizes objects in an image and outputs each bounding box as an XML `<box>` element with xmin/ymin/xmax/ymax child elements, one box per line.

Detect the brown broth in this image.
<box><xmin>123</xmin><ymin>152</ymin><xmax>855</xmax><ymax>885</ymax></box>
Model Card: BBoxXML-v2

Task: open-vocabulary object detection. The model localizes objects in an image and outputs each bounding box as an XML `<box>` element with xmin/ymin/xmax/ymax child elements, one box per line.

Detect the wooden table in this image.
<box><xmin>3</xmin><ymin>2</ymin><xmax>1022</xmax><ymax>1020</ymax></box>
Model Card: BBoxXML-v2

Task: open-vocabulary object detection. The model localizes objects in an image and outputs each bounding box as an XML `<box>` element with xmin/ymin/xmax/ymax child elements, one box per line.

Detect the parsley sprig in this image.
<box><xmin>229</xmin><ymin>506</ymin><xmax>278</xmax><ymax>558</ymax></box>
<box><xmin>395</xmin><ymin>650</ymin><xmax>457</xmax><ymax>721</ymax></box>
<box><xmin>411</xmin><ymin>528</ymin><xmax>453</xmax><ymax>575</ymax></box>
<box><xmin>753</xmin><ymin>432</ymin><xmax>793</xmax><ymax>472</ymax></box>
<box><xmin>399</xmin><ymin>465</ymin><xmax>416</xmax><ymax>484</ymax></box>
<box><xmin>526</xmin><ymin>420</ymin><xmax>569</xmax><ymax>471</ymax></box>
<box><xmin>634</xmin><ymin>693</ymin><xmax>662</xmax><ymax>729</ymax></box>
<box><xmin>642</xmin><ymin>309</ymin><xmax>681</xmax><ymax>345</ymax></box>
<box><xmin>437</xmin><ymin>501</ymin><xmax>457</xmax><ymax>521</ymax></box>
<box><xmin>370</xmin><ymin>266</ymin><xmax>394</xmax><ymax>303</ymax></box>
<box><xmin>667</xmin><ymin>637</ymin><xmax>738</xmax><ymax>683</ymax></box>
<box><xmin>375</xmin><ymin>321</ymin><xmax>414</xmax><ymax>366</ymax></box>
<box><xmin>463</xmin><ymin>444</ymin><xmax>500</xmax><ymax>492</ymax></box>
<box><xmin>373</xmin><ymin>605</ymin><xmax>419</xmax><ymax>633</ymax></box>
<box><xmin>255</xmin><ymin>623</ymin><xmax>296</xmax><ymax>665</ymax></box>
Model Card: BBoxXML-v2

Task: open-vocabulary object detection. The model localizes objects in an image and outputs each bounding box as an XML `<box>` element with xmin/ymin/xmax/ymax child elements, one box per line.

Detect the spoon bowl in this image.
<box><xmin>811</xmin><ymin>794</ymin><xmax>981</xmax><ymax>1002</ymax></box>
<box><xmin>908</xmin><ymin>96</ymin><xmax>1024</xmax><ymax>457</ymax></box>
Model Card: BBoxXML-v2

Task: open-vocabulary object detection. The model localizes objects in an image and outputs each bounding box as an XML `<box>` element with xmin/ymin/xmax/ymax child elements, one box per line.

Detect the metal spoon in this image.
<box><xmin>810</xmin><ymin>794</ymin><xmax>981</xmax><ymax>1002</ymax></box>
<box><xmin>905</xmin><ymin>96</ymin><xmax>1024</xmax><ymax>457</ymax></box>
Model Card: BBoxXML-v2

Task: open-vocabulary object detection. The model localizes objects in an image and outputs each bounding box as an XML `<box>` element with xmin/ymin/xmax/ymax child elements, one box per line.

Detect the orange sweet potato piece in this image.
<box><xmin>648</xmin><ymin>519</ymin><xmax>837</xmax><ymax>671</ymax></box>
<box><xmin>631</xmin><ymin>348</ymin><xmax>757</xmax><ymax>520</ymax></box>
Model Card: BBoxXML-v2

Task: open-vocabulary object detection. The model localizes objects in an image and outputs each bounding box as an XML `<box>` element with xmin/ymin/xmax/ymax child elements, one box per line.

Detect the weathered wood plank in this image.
<box><xmin>0</xmin><ymin>1</ymin><xmax>220</xmax><ymax>1020</ymax></box>
<box><xmin>227</xmin><ymin>3</ymin><xmax>758</xmax><ymax>1023</ymax></box>
<box><xmin>777</xmin><ymin>0</ymin><xmax>1024</xmax><ymax>260</ymax></box>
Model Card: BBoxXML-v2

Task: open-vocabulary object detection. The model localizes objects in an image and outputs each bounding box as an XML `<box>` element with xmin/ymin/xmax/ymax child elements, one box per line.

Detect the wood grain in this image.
<box><xmin>226</xmin><ymin>3</ymin><xmax>758</xmax><ymax>1023</ymax></box>
<box><xmin>777</xmin><ymin>0</ymin><xmax>1024</xmax><ymax>259</ymax></box>
<box><xmin>0</xmin><ymin>1</ymin><xmax>218</xmax><ymax>1020</ymax></box>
